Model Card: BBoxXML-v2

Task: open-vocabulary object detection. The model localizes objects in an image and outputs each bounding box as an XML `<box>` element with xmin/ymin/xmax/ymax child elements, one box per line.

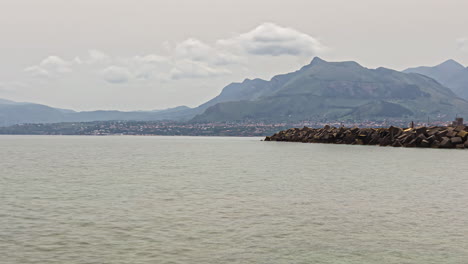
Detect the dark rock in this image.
<box><xmin>447</xmin><ymin>131</ymin><xmax>458</xmax><ymax>138</ymax></box>
<box><xmin>457</xmin><ymin>130</ymin><xmax>468</xmax><ymax>139</ymax></box>
<box><xmin>436</xmin><ymin>130</ymin><xmax>448</xmax><ymax>139</ymax></box>
<box><xmin>355</xmin><ymin>139</ymin><xmax>364</xmax><ymax>145</ymax></box>
<box><xmin>427</xmin><ymin>135</ymin><xmax>436</xmax><ymax>143</ymax></box>
<box><xmin>415</xmin><ymin>126</ymin><xmax>426</xmax><ymax>135</ymax></box>
<box><xmin>417</xmin><ymin>134</ymin><xmax>427</xmax><ymax>141</ymax></box>
<box><xmin>392</xmin><ymin>140</ymin><xmax>403</xmax><ymax>147</ymax></box>
<box><xmin>427</xmin><ymin>127</ymin><xmax>440</xmax><ymax>136</ymax></box>
<box><xmin>451</xmin><ymin>137</ymin><xmax>463</xmax><ymax>144</ymax></box>
<box><xmin>388</xmin><ymin>126</ymin><xmax>402</xmax><ymax>139</ymax></box>
<box><xmin>431</xmin><ymin>140</ymin><xmax>441</xmax><ymax>148</ymax></box>
<box><xmin>420</xmin><ymin>140</ymin><xmax>430</xmax><ymax>148</ymax></box>
<box><xmin>440</xmin><ymin>137</ymin><xmax>453</xmax><ymax>148</ymax></box>
<box><xmin>403</xmin><ymin>134</ymin><xmax>415</xmax><ymax>144</ymax></box>
<box><xmin>379</xmin><ymin>136</ymin><xmax>392</xmax><ymax>146</ymax></box>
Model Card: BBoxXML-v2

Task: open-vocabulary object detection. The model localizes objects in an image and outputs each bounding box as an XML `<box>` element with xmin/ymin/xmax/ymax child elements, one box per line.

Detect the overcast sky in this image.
<box><xmin>1</xmin><ymin>0</ymin><xmax>468</xmax><ymax>111</ymax></box>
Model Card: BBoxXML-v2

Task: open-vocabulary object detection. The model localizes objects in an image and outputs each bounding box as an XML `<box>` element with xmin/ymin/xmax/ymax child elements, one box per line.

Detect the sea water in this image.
<box><xmin>1</xmin><ymin>136</ymin><xmax>467</xmax><ymax>264</ymax></box>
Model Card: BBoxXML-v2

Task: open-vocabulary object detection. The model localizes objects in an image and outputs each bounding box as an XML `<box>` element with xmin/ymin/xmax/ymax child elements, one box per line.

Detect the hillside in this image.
<box><xmin>193</xmin><ymin>57</ymin><xmax>468</xmax><ymax>122</ymax></box>
<box><xmin>0</xmin><ymin>99</ymin><xmax>193</xmax><ymax>127</ymax></box>
<box><xmin>0</xmin><ymin>102</ymin><xmax>70</xmax><ymax>126</ymax></box>
<box><xmin>404</xmin><ymin>59</ymin><xmax>468</xmax><ymax>100</ymax></box>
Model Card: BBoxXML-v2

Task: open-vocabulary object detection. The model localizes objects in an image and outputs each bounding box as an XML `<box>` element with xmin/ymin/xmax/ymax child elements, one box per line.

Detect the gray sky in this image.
<box><xmin>1</xmin><ymin>0</ymin><xmax>468</xmax><ymax>111</ymax></box>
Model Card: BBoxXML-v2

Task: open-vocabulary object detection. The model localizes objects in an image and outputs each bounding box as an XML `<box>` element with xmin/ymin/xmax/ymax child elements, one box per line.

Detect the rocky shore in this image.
<box><xmin>265</xmin><ymin>125</ymin><xmax>468</xmax><ymax>149</ymax></box>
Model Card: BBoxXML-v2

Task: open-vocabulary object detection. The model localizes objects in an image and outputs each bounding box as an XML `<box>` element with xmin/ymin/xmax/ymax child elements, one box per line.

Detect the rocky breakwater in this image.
<box><xmin>265</xmin><ymin>125</ymin><xmax>468</xmax><ymax>149</ymax></box>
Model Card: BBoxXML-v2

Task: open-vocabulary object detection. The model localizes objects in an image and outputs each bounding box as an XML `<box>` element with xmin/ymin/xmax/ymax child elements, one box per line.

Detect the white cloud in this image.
<box><xmin>41</xmin><ymin>56</ymin><xmax>72</xmax><ymax>73</ymax></box>
<box><xmin>218</xmin><ymin>22</ymin><xmax>326</xmax><ymax>56</ymax></box>
<box><xmin>170</xmin><ymin>60</ymin><xmax>230</xmax><ymax>80</ymax></box>
<box><xmin>128</xmin><ymin>54</ymin><xmax>170</xmax><ymax>81</ymax></box>
<box><xmin>174</xmin><ymin>38</ymin><xmax>242</xmax><ymax>66</ymax></box>
<box><xmin>175</xmin><ymin>38</ymin><xmax>212</xmax><ymax>61</ymax></box>
<box><xmin>133</xmin><ymin>54</ymin><xmax>167</xmax><ymax>64</ymax></box>
<box><xmin>100</xmin><ymin>66</ymin><xmax>132</xmax><ymax>84</ymax></box>
<box><xmin>70</xmin><ymin>49</ymin><xmax>111</xmax><ymax>66</ymax></box>
<box><xmin>24</xmin><ymin>65</ymin><xmax>50</xmax><ymax>77</ymax></box>
<box><xmin>457</xmin><ymin>38</ymin><xmax>468</xmax><ymax>52</ymax></box>
<box><xmin>24</xmin><ymin>55</ymin><xmax>72</xmax><ymax>77</ymax></box>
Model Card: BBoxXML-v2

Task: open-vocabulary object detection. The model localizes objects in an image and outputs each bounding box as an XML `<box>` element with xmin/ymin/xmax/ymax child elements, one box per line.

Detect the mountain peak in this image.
<box><xmin>437</xmin><ymin>59</ymin><xmax>465</xmax><ymax>70</ymax></box>
<box><xmin>307</xmin><ymin>57</ymin><xmax>363</xmax><ymax>69</ymax></box>
<box><xmin>309</xmin><ymin>57</ymin><xmax>327</xmax><ymax>65</ymax></box>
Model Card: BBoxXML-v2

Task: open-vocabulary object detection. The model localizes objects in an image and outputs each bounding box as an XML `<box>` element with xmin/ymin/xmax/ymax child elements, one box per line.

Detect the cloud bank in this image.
<box><xmin>218</xmin><ymin>23</ymin><xmax>326</xmax><ymax>56</ymax></box>
<box><xmin>23</xmin><ymin>23</ymin><xmax>326</xmax><ymax>84</ymax></box>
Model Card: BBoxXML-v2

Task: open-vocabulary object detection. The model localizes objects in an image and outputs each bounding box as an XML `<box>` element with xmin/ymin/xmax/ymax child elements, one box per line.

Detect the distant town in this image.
<box><xmin>0</xmin><ymin>119</ymin><xmax>452</xmax><ymax>136</ymax></box>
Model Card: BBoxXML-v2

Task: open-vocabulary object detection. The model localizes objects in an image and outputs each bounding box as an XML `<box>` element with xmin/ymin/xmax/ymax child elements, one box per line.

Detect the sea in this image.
<box><xmin>1</xmin><ymin>136</ymin><xmax>467</xmax><ymax>264</ymax></box>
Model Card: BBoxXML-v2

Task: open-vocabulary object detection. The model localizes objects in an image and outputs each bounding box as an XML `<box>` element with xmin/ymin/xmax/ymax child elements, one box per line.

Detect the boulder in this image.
<box><xmin>447</xmin><ymin>131</ymin><xmax>458</xmax><ymax>138</ymax></box>
<box><xmin>417</xmin><ymin>134</ymin><xmax>427</xmax><ymax>141</ymax></box>
<box><xmin>426</xmin><ymin>135</ymin><xmax>436</xmax><ymax>143</ymax></box>
<box><xmin>379</xmin><ymin>136</ymin><xmax>392</xmax><ymax>146</ymax></box>
<box><xmin>451</xmin><ymin>137</ymin><xmax>463</xmax><ymax>144</ymax></box>
<box><xmin>427</xmin><ymin>127</ymin><xmax>440</xmax><ymax>136</ymax></box>
<box><xmin>436</xmin><ymin>130</ymin><xmax>448</xmax><ymax>138</ymax></box>
<box><xmin>392</xmin><ymin>140</ymin><xmax>403</xmax><ymax>147</ymax></box>
<box><xmin>415</xmin><ymin>126</ymin><xmax>427</xmax><ymax>135</ymax></box>
<box><xmin>420</xmin><ymin>140</ymin><xmax>430</xmax><ymax>148</ymax></box>
<box><xmin>440</xmin><ymin>137</ymin><xmax>453</xmax><ymax>148</ymax></box>
<box><xmin>388</xmin><ymin>126</ymin><xmax>402</xmax><ymax>139</ymax></box>
<box><xmin>457</xmin><ymin>130</ymin><xmax>468</xmax><ymax>139</ymax></box>
<box><xmin>403</xmin><ymin>134</ymin><xmax>415</xmax><ymax>144</ymax></box>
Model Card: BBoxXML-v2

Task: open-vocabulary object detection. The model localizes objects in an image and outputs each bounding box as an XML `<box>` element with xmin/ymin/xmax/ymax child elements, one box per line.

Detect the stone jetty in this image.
<box><xmin>265</xmin><ymin>125</ymin><xmax>468</xmax><ymax>149</ymax></box>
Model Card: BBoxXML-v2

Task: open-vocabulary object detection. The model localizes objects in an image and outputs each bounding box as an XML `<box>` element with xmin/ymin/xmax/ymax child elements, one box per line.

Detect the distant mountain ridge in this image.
<box><xmin>404</xmin><ymin>59</ymin><xmax>468</xmax><ymax>100</ymax></box>
<box><xmin>193</xmin><ymin>57</ymin><xmax>468</xmax><ymax>122</ymax></box>
<box><xmin>2</xmin><ymin>57</ymin><xmax>468</xmax><ymax>126</ymax></box>
<box><xmin>0</xmin><ymin>99</ymin><xmax>192</xmax><ymax>127</ymax></box>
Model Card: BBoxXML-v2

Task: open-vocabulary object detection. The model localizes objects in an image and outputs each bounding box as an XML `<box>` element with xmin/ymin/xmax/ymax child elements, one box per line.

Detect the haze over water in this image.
<box><xmin>1</xmin><ymin>136</ymin><xmax>467</xmax><ymax>264</ymax></box>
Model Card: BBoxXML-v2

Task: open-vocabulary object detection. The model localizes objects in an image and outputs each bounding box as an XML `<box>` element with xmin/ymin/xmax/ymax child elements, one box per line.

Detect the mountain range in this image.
<box><xmin>192</xmin><ymin>57</ymin><xmax>468</xmax><ymax>122</ymax></box>
<box><xmin>0</xmin><ymin>99</ymin><xmax>193</xmax><ymax>127</ymax></box>
<box><xmin>2</xmin><ymin>57</ymin><xmax>468</xmax><ymax>126</ymax></box>
<box><xmin>404</xmin><ymin>59</ymin><xmax>468</xmax><ymax>100</ymax></box>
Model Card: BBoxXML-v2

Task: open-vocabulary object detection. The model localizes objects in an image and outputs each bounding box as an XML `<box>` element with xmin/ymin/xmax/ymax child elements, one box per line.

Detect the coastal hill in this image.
<box><xmin>404</xmin><ymin>59</ymin><xmax>468</xmax><ymax>100</ymax></box>
<box><xmin>193</xmin><ymin>57</ymin><xmax>468</xmax><ymax>122</ymax></box>
<box><xmin>0</xmin><ymin>99</ymin><xmax>73</xmax><ymax>126</ymax></box>
<box><xmin>0</xmin><ymin>99</ymin><xmax>191</xmax><ymax>127</ymax></box>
